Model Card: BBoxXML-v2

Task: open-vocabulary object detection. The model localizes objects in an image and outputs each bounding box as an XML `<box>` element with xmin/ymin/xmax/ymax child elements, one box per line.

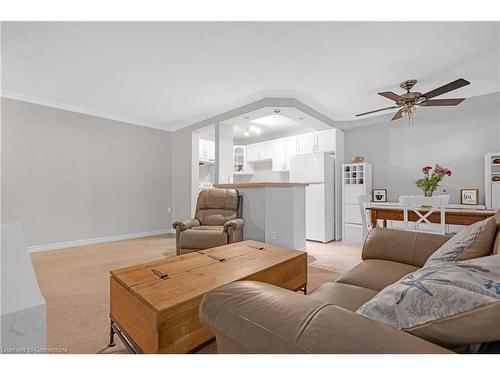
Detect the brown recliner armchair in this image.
<box><xmin>172</xmin><ymin>188</ymin><xmax>244</xmax><ymax>255</ymax></box>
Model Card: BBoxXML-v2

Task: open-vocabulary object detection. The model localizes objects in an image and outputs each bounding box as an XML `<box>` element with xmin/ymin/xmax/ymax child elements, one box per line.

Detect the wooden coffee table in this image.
<box><xmin>108</xmin><ymin>240</ymin><xmax>307</xmax><ymax>353</ymax></box>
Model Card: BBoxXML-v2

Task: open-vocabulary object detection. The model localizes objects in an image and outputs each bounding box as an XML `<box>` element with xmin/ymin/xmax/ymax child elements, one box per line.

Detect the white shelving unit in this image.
<box><xmin>485</xmin><ymin>152</ymin><xmax>500</xmax><ymax>209</ymax></box>
<box><xmin>342</xmin><ymin>163</ymin><xmax>372</xmax><ymax>243</ymax></box>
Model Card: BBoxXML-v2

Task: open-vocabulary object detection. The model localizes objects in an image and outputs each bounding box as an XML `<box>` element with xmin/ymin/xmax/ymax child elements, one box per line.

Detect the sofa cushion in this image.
<box><xmin>179</xmin><ymin>226</ymin><xmax>228</xmax><ymax>250</ymax></box>
<box><xmin>196</xmin><ymin>208</ymin><xmax>238</xmax><ymax>226</ymax></box>
<box><xmin>335</xmin><ymin>259</ymin><xmax>419</xmax><ymax>291</ymax></box>
<box><xmin>425</xmin><ymin>218</ymin><xmax>496</xmax><ymax>266</ymax></box>
<box><xmin>494</xmin><ymin>230</ymin><xmax>500</xmax><ymax>256</ymax></box>
<box><xmin>308</xmin><ymin>282</ymin><xmax>379</xmax><ymax>311</ymax></box>
<box><xmin>356</xmin><ymin>255</ymin><xmax>500</xmax><ymax>348</ymax></box>
<box><xmin>493</xmin><ymin>210</ymin><xmax>500</xmax><ymax>255</ymax></box>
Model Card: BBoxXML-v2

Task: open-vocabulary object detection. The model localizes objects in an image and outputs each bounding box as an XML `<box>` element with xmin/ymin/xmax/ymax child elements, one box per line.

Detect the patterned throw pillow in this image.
<box><xmin>356</xmin><ymin>255</ymin><xmax>500</xmax><ymax>333</ymax></box>
<box><xmin>424</xmin><ymin>217</ymin><xmax>496</xmax><ymax>266</ymax></box>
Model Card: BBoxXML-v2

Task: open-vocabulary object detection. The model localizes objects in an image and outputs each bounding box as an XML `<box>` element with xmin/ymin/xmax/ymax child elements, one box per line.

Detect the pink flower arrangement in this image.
<box><xmin>416</xmin><ymin>164</ymin><xmax>452</xmax><ymax>197</ymax></box>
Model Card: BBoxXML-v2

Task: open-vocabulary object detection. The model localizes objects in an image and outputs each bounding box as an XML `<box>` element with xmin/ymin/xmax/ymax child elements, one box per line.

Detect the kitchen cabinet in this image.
<box><xmin>199</xmin><ymin>139</ymin><xmax>215</xmax><ymax>161</ymax></box>
<box><xmin>233</xmin><ymin>145</ymin><xmax>254</xmax><ymax>175</ymax></box>
<box><xmin>297</xmin><ymin>129</ymin><xmax>336</xmax><ymax>154</ymax></box>
<box><xmin>272</xmin><ymin>136</ymin><xmax>297</xmax><ymax>172</ymax></box>
<box><xmin>246</xmin><ymin>140</ymin><xmax>274</xmax><ymax>162</ymax></box>
<box><xmin>296</xmin><ymin>132</ymin><xmax>316</xmax><ymax>154</ymax></box>
<box><xmin>316</xmin><ymin>129</ymin><xmax>336</xmax><ymax>153</ymax></box>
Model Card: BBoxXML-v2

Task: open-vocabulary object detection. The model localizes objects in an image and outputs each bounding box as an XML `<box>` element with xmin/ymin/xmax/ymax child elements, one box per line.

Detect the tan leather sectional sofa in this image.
<box><xmin>199</xmin><ymin>211</ymin><xmax>500</xmax><ymax>354</ymax></box>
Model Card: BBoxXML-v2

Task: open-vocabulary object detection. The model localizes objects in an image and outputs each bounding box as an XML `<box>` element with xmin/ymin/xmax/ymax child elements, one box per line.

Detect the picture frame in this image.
<box><xmin>372</xmin><ymin>189</ymin><xmax>387</xmax><ymax>202</ymax></box>
<box><xmin>460</xmin><ymin>189</ymin><xmax>479</xmax><ymax>205</ymax></box>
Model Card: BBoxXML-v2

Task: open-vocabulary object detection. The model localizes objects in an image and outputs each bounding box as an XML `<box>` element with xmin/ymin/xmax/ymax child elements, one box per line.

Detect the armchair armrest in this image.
<box><xmin>172</xmin><ymin>218</ymin><xmax>200</xmax><ymax>231</ymax></box>
<box><xmin>224</xmin><ymin>218</ymin><xmax>244</xmax><ymax>243</ymax></box>
<box><xmin>362</xmin><ymin>227</ymin><xmax>453</xmax><ymax>267</ymax></box>
<box><xmin>199</xmin><ymin>281</ymin><xmax>452</xmax><ymax>354</ymax></box>
<box><xmin>223</xmin><ymin>218</ymin><xmax>244</xmax><ymax>231</ymax></box>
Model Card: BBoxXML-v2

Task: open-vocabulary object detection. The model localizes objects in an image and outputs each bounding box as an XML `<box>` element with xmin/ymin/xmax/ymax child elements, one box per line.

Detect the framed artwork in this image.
<box><xmin>460</xmin><ymin>189</ymin><xmax>479</xmax><ymax>205</ymax></box>
<box><xmin>372</xmin><ymin>189</ymin><xmax>387</xmax><ymax>202</ymax></box>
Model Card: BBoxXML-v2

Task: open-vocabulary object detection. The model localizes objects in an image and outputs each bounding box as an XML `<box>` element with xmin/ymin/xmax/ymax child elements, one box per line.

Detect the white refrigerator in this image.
<box><xmin>290</xmin><ymin>152</ymin><xmax>335</xmax><ymax>243</ymax></box>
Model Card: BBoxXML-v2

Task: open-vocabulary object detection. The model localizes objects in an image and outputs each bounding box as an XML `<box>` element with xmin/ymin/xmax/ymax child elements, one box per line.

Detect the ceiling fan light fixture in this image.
<box><xmin>356</xmin><ymin>78</ymin><xmax>470</xmax><ymax>123</ymax></box>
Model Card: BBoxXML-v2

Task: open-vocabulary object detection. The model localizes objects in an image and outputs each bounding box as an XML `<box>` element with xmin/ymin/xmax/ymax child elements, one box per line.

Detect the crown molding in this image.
<box><xmin>0</xmin><ymin>90</ymin><xmax>170</xmax><ymax>132</ymax></box>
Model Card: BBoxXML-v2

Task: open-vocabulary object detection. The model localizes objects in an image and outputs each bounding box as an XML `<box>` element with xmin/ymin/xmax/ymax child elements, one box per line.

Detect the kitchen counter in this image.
<box><xmin>214</xmin><ymin>182</ymin><xmax>307</xmax><ymax>250</ymax></box>
<box><xmin>214</xmin><ymin>182</ymin><xmax>310</xmax><ymax>188</ymax></box>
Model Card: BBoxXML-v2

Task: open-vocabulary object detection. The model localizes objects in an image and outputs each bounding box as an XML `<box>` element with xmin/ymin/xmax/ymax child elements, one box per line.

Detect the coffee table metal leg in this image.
<box><xmin>108</xmin><ymin>320</ymin><xmax>116</xmax><ymax>347</ymax></box>
<box><xmin>108</xmin><ymin>316</ymin><xmax>143</xmax><ymax>354</ymax></box>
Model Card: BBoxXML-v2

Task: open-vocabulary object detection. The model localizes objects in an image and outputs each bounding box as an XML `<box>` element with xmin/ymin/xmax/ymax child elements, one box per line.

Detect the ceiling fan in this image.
<box><xmin>356</xmin><ymin>78</ymin><xmax>470</xmax><ymax>121</ymax></box>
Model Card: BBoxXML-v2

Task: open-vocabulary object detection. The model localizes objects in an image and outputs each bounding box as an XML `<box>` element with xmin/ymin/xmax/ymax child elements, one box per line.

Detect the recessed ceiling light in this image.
<box><xmin>255</xmin><ymin>127</ymin><xmax>261</xmax><ymax>134</ymax></box>
<box><xmin>250</xmin><ymin>114</ymin><xmax>298</xmax><ymax>127</ymax></box>
<box><xmin>249</xmin><ymin>125</ymin><xmax>257</xmax><ymax>132</ymax></box>
<box><xmin>244</xmin><ymin>131</ymin><xmax>250</xmax><ymax>137</ymax></box>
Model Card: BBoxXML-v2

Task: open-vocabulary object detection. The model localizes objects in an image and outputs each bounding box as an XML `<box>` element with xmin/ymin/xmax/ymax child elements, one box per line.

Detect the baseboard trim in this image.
<box><xmin>27</xmin><ymin>229</ymin><xmax>175</xmax><ymax>253</ymax></box>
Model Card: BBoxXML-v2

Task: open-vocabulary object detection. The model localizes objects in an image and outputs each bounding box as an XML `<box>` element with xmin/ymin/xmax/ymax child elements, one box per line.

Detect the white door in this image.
<box><xmin>296</xmin><ymin>132</ymin><xmax>315</xmax><ymax>154</ymax></box>
<box><xmin>344</xmin><ymin>184</ymin><xmax>364</xmax><ymax>204</ymax></box>
<box><xmin>316</xmin><ymin>129</ymin><xmax>335</xmax><ymax>153</ymax></box>
<box><xmin>306</xmin><ymin>183</ymin><xmax>325</xmax><ymax>241</ymax></box>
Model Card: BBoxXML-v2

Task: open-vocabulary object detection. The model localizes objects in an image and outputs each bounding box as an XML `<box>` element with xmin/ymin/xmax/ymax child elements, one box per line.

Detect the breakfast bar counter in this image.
<box><xmin>214</xmin><ymin>182</ymin><xmax>309</xmax><ymax>249</ymax></box>
<box><xmin>215</xmin><ymin>182</ymin><xmax>310</xmax><ymax>188</ymax></box>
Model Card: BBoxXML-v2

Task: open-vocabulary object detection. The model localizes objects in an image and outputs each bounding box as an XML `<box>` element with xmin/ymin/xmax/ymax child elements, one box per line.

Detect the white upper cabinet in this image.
<box><xmin>272</xmin><ymin>139</ymin><xmax>285</xmax><ymax>171</ymax></box>
<box><xmin>296</xmin><ymin>132</ymin><xmax>316</xmax><ymax>154</ymax></box>
<box><xmin>199</xmin><ymin>138</ymin><xmax>215</xmax><ymax>161</ymax></box>
<box><xmin>297</xmin><ymin>128</ymin><xmax>336</xmax><ymax>154</ymax></box>
<box><xmin>316</xmin><ymin>129</ymin><xmax>336</xmax><ymax>153</ymax></box>
<box><xmin>246</xmin><ymin>140</ymin><xmax>274</xmax><ymax>162</ymax></box>
<box><xmin>245</xmin><ymin>129</ymin><xmax>337</xmax><ymax>170</ymax></box>
<box><xmin>272</xmin><ymin>136</ymin><xmax>298</xmax><ymax>171</ymax></box>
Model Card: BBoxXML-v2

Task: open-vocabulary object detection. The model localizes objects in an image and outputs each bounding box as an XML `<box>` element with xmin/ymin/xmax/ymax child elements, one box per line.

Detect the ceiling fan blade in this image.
<box><xmin>378</xmin><ymin>91</ymin><xmax>404</xmax><ymax>101</ymax></box>
<box><xmin>420</xmin><ymin>98</ymin><xmax>465</xmax><ymax>106</ymax></box>
<box><xmin>356</xmin><ymin>106</ymin><xmax>399</xmax><ymax>117</ymax></box>
<box><xmin>422</xmin><ymin>78</ymin><xmax>470</xmax><ymax>100</ymax></box>
<box><xmin>391</xmin><ymin>108</ymin><xmax>404</xmax><ymax>121</ymax></box>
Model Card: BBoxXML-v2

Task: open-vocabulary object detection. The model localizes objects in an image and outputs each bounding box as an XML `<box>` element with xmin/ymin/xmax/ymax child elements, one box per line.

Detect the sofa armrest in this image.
<box><xmin>172</xmin><ymin>218</ymin><xmax>200</xmax><ymax>231</ymax></box>
<box><xmin>199</xmin><ymin>281</ymin><xmax>452</xmax><ymax>354</ymax></box>
<box><xmin>362</xmin><ymin>227</ymin><xmax>453</xmax><ymax>267</ymax></box>
<box><xmin>223</xmin><ymin>218</ymin><xmax>244</xmax><ymax>231</ymax></box>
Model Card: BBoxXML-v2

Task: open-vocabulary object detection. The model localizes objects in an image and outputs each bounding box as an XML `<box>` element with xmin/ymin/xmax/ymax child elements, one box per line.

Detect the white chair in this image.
<box><xmin>399</xmin><ymin>195</ymin><xmax>450</xmax><ymax>235</ymax></box>
<box><xmin>358</xmin><ymin>194</ymin><xmax>372</xmax><ymax>243</ymax></box>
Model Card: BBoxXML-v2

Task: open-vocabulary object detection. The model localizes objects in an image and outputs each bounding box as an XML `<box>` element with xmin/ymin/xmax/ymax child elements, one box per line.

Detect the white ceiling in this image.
<box><xmin>224</xmin><ymin>107</ymin><xmax>329</xmax><ymax>144</ymax></box>
<box><xmin>196</xmin><ymin>107</ymin><xmax>329</xmax><ymax>144</ymax></box>
<box><xmin>2</xmin><ymin>22</ymin><xmax>499</xmax><ymax>131</ymax></box>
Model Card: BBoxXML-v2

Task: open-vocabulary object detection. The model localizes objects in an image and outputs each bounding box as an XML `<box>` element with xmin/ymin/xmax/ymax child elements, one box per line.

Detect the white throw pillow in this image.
<box><xmin>356</xmin><ymin>255</ymin><xmax>500</xmax><ymax>330</ymax></box>
<box><xmin>424</xmin><ymin>218</ymin><xmax>494</xmax><ymax>267</ymax></box>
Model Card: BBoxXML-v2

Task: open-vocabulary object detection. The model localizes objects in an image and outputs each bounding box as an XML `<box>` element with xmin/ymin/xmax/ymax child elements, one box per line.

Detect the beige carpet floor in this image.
<box><xmin>30</xmin><ymin>235</ymin><xmax>361</xmax><ymax>354</ymax></box>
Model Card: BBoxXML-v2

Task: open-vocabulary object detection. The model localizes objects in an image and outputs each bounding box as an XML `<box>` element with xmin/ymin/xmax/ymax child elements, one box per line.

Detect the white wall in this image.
<box><xmin>343</xmin><ymin>93</ymin><xmax>500</xmax><ymax>204</ymax></box>
<box><xmin>215</xmin><ymin>122</ymin><xmax>233</xmax><ymax>184</ymax></box>
<box><xmin>1</xmin><ymin>98</ymin><xmax>173</xmax><ymax>248</ymax></box>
